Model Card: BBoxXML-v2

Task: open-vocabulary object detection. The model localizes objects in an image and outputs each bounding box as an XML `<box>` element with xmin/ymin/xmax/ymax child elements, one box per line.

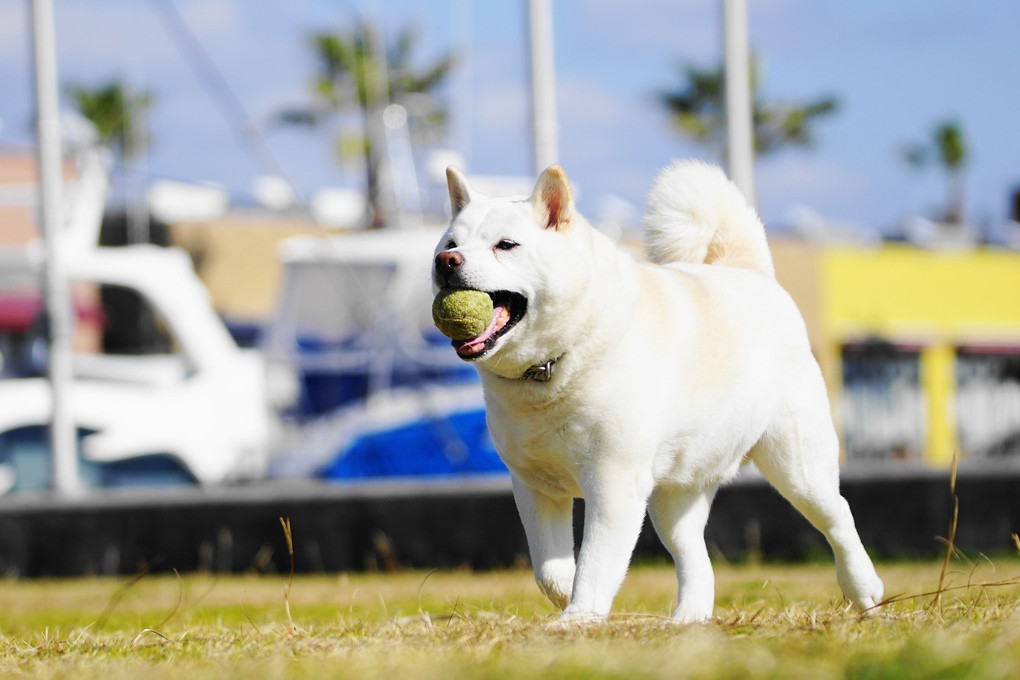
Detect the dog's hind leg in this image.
<box><xmin>511</xmin><ymin>475</ymin><xmax>575</xmax><ymax>610</ymax></box>
<box><xmin>648</xmin><ymin>485</ymin><xmax>718</xmax><ymax>623</ymax></box>
<box><xmin>751</xmin><ymin>411</ymin><xmax>884</xmax><ymax>612</ymax></box>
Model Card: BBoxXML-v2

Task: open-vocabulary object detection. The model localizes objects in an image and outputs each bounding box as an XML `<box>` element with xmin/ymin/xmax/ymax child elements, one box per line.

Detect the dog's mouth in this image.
<box><xmin>453</xmin><ymin>291</ymin><xmax>527</xmax><ymax>359</ymax></box>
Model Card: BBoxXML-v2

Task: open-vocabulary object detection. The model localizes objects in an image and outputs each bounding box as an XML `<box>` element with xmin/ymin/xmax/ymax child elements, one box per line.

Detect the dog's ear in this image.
<box><xmin>530</xmin><ymin>165</ymin><xmax>574</xmax><ymax>231</ymax></box>
<box><xmin>447</xmin><ymin>166</ymin><xmax>473</xmax><ymax>219</ymax></box>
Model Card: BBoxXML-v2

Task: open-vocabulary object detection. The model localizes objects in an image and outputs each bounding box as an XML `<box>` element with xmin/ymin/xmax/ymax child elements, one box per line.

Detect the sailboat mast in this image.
<box><xmin>30</xmin><ymin>0</ymin><xmax>81</xmax><ymax>494</ymax></box>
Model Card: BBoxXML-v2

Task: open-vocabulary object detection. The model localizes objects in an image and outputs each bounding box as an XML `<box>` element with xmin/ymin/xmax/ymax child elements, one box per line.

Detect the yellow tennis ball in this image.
<box><xmin>432</xmin><ymin>288</ymin><xmax>493</xmax><ymax>340</ymax></box>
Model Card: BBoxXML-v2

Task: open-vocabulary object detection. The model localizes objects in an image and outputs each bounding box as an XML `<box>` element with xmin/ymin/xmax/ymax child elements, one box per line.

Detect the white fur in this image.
<box><xmin>644</xmin><ymin>160</ymin><xmax>774</xmax><ymax>277</ymax></box>
<box><xmin>433</xmin><ymin>162</ymin><xmax>883</xmax><ymax>624</ymax></box>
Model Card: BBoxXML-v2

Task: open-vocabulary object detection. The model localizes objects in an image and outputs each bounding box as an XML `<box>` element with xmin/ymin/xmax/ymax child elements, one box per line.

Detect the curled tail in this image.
<box><xmin>642</xmin><ymin>160</ymin><xmax>774</xmax><ymax>277</ymax></box>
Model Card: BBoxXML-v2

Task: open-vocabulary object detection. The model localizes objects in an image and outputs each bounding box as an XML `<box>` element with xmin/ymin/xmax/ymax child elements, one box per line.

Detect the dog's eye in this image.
<box><xmin>445</xmin><ymin>240</ymin><xmax>456</xmax><ymax>250</ymax></box>
<box><xmin>495</xmin><ymin>239</ymin><xmax>519</xmax><ymax>251</ymax></box>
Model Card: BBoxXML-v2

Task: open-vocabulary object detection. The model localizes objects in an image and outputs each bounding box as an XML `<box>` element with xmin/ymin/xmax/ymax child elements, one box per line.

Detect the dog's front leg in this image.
<box><xmin>560</xmin><ymin>473</ymin><xmax>650</xmax><ymax>622</ymax></box>
<box><xmin>511</xmin><ymin>474</ymin><xmax>575</xmax><ymax>610</ymax></box>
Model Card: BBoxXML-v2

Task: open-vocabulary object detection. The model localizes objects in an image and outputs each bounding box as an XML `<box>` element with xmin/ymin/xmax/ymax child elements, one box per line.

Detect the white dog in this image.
<box><xmin>431</xmin><ymin>161</ymin><xmax>883</xmax><ymax>623</ymax></box>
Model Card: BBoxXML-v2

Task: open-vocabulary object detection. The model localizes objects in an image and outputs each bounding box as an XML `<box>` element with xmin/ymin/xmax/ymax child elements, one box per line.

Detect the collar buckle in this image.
<box><xmin>521</xmin><ymin>357</ymin><xmax>558</xmax><ymax>382</ymax></box>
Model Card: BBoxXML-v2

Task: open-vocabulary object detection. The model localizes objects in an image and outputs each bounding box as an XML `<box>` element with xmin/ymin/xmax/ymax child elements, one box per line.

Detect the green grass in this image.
<box><xmin>0</xmin><ymin>558</ymin><xmax>1018</xmax><ymax>679</ymax></box>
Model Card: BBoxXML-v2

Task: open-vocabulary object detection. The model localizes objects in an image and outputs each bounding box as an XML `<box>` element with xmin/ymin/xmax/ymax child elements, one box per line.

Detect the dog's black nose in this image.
<box><xmin>435</xmin><ymin>250</ymin><xmax>464</xmax><ymax>274</ymax></box>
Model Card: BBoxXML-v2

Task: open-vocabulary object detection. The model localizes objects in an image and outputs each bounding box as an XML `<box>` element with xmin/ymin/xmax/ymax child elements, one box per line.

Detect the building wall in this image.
<box><xmin>169</xmin><ymin>217</ymin><xmax>344</xmax><ymax>322</ymax></box>
<box><xmin>773</xmin><ymin>239</ymin><xmax>1020</xmax><ymax>468</ymax></box>
<box><xmin>0</xmin><ymin>150</ymin><xmax>78</xmax><ymax>248</ymax></box>
<box><xmin>822</xmin><ymin>245</ymin><xmax>1020</xmax><ymax>344</ymax></box>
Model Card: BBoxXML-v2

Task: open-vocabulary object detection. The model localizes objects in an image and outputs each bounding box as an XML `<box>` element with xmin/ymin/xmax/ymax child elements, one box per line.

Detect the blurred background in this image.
<box><xmin>0</xmin><ymin>0</ymin><xmax>1017</xmax><ymax>574</ymax></box>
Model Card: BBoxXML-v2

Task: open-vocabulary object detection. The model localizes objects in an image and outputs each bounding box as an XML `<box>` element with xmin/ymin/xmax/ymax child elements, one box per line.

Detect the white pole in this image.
<box><xmin>30</xmin><ymin>0</ymin><xmax>81</xmax><ymax>494</ymax></box>
<box><xmin>527</xmin><ymin>0</ymin><xmax>558</xmax><ymax>175</ymax></box>
<box><xmin>451</xmin><ymin>0</ymin><xmax>473</xmax><ymax>171</ymax></box>
<box><xmin>125</xmin><ymin>75</ymin><xmax>150</xmax><ymax>245</ymax></box>
<box><xmin>723</xmin><ymin>0</ymin><xmax>756</xmax><ymax>206</ymax></box>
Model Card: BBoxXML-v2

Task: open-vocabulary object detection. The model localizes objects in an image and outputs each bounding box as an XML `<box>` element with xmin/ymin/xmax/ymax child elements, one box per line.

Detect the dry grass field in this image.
<box><xmin>0</xmin><ymin>555</ymin><xmax>1018</xmax><ymax>679</ymax></box>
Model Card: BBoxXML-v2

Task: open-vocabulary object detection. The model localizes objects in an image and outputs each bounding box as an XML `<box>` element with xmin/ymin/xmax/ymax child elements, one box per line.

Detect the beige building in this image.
<box><xmin>0</xmin><ymin>149</ymin><xmax>77</xmax><ymax>248</ymax></box>
<box><xmin>169</xmin><ymin>215</ymin><xmax>343</xmax><ymax>323</ymax></box>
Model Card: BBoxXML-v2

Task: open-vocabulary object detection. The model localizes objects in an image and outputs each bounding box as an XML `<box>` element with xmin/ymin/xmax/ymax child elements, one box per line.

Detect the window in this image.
<box><xmin>957</xmin><ymin>349</ymin><xmax>1020</xmax><ymax>461</ymax></box>
<box><xmin>841</xmin><ymin>341</ymin><xmax>924</xmax><ymax>462</ymax></box>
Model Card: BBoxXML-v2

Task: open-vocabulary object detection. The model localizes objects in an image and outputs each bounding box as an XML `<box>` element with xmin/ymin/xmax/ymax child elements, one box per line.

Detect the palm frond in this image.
<box><xmin>658</xmin><ymin>56</ymin><xmax>840</xmax><ymax>159</ymax></box>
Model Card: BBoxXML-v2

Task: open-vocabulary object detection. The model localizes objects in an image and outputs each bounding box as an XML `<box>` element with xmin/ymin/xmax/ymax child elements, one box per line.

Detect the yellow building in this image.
<box><xmin>773</xmin><ymin>240</ymin><xmax>1020</xmax><ymax>468</ymax></box>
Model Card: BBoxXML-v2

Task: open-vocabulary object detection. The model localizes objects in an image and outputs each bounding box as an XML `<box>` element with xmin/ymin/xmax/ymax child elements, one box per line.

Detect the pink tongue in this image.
<box><xmin>455</xmin><ymin>304</ymin><xmax>509</xmax><ymax>356</ymax></box>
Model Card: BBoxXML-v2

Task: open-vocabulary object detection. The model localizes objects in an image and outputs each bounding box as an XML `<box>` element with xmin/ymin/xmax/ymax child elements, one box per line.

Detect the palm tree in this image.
<box><xmin>65</xmin><ymin>80</ymin><xmax>153</xmax><ymax>162</ymax></box>
<box><xmin>67</xmin><ymin>79</ymin><xmax>156</xmax><ymax>245</ymax></box>
<box><xmin>901</xmin><ymin>120</ymin><xmax>968</xmax><ymax>224</ymax></box>
<box><xmin>278</xmin><ymin>21</ymin><xmax>455</xmax><ymax>228</ymax></box>
<box><xmin>660</xmin><ymin>58</ymin><xmax>838</xmax><ymax>161</ymax></box>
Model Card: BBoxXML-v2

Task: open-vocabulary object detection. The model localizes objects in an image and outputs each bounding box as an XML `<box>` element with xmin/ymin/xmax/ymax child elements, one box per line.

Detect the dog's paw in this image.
<box><xmin>669</xmin><ymin>604</ymin><xmax>714</xmax><ymax>626</ymax></box>
<box><xmin>538</xmin><ymin>581</ymin><xmax>570</xmax><ymax>610</ymax></box>
<box><xmin>669</xmin><ymin>587</ymin><xmax>715</xmax><ymax>625</ymax></box>
<box><xmin>545</xmin><ymin>608</ymin><xmax>605</xmax><ymax>630</ymax></box>
<box><xmin>839</xmin><ymin>568</ymin><xmax>885</xmax><ymax>614</ymax></box>
<box><xmin>536</xmin><ymin>558</ymin><xmax>575</xmax><ymax>610</ymax></box>
<box><xmin>852</xmin><ymin>576</ymin><xmax>886</xmax><ymax>614</ymax></box>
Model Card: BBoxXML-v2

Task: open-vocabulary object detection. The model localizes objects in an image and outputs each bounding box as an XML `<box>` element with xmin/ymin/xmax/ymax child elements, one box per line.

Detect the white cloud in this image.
<box><xmin>575</xmin><ymin>0</ymin><xmax>720</xmax><ymax>57</ymax></box>
<box><xmin>468</xmin><ymin>75</ymin><xmax>637</xmax><ymax>182</ymax></box>
<box><xmin>47</xmin><ymin>0</ymin><xmax>249</xmax><ymax>85</ymax></box>
<box><xmin>472</xmin><ymin>83</ymin><xmax>529</xmax><ymax>138</ymax></box>
<box><xmin>178</xmin><ymin>0</ymin><xmax>240</xmax><ymax>36</ymax></box>
<box><xmin>0</xmin><ymin>3</ymin><xmax>28</xmax><ymax>60</ymax></box>
<box><xmin>756</xmin><ymin>155</ymin><xmax>873</xmax><ymax>225</ymax></box>
<box><xmin>558</xmin><ymin>77</ymin><xmax>627</xmax><ymax>129</ymax></box>
<box><xmin>54</xmin><ymin>3</ymin><xmax>170</xmax><ymax>74</ymax></box>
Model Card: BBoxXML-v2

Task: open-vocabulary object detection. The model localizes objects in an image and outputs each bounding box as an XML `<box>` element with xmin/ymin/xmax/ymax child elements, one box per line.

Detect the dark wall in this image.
<box><xmin>0</xmin><ymin>472</ymin><xmax>1015</xmax><ymax>577</ymax></box>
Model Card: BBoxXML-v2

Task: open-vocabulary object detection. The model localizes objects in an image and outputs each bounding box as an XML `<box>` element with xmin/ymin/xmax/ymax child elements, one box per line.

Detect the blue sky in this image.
<box><xmin>2</xmin><ymin>0</ymin><xmax>1018</xmax><ymax>234</ymax></box>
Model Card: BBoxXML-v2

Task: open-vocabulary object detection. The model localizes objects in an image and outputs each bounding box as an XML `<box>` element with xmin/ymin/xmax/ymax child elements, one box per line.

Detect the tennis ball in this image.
<box><xmin>432</xmin><ymin>288</ymin><xmax>493</xmax><ymax>340</ymax></box>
